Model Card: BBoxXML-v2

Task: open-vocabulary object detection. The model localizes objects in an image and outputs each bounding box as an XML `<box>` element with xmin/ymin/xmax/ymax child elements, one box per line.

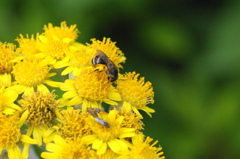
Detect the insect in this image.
<box><xmin>92</xmin><ymin>50</ymin><xmax>118</xmax><ymax>82</ymax></box>
<box><xmin>87</xmin><ymin>108</ymin><xmax>110</xmax><ymax>128</ymax></box>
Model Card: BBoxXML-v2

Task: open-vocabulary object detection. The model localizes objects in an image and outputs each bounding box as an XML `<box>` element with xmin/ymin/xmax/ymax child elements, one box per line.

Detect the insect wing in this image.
<box><xmin>95</xmin><ymin>117</ymin><xmax>110</xmax><ymax>128</ymax></box>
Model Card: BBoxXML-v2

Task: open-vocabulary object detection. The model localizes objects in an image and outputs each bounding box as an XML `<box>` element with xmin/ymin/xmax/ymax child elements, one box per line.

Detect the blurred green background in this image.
<box><xmin>1</xmin><ymin>0</ymin><xmax>240</xmax><ymax>158</ymax></box>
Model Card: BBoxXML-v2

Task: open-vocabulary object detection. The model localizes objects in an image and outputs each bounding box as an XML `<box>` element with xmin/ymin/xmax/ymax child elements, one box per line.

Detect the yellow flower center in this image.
<box><xmin>75</xmin><ymin>68</ymin><xmax>111</xmax><ymax>102</ymax></box>
<box><xmin>39</xmin><ymin>38</ymin><xmax>70</xmax><ymax>60</ymax></box>
<box><xmin>18</xmin><ymin>91</ymin><xmax>58</xmax><ymax>127</ymax></box>
<box><xmin>57</xmin><ymin>109</ymin><xmax>91</xmax><ymax>140</ymax></box>
<box><xmin>12</xmin><ymin>59</ymin><xmax>50</xmax><ymax>87</ymax></box>
<box><xmin>0</xmin><ymin>113</ymin><xmax>21</xmax><ymax>149</ymax></box>
<box><xmin>0</xmin><ymin>42</ymin><xmax>17</xmax><ymax>73</ymax></box>
<box><xmin>117</xmin><ymin>72</ymin><xmax>154</xmax><ymax>108</ymax></box>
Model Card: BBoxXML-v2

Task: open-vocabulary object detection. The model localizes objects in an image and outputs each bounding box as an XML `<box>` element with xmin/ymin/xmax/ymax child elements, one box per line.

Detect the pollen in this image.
<box><xmin>12</xmin><ymin>58</ymin><xmax>51</xmax><ymax>87</ymax></box>
<box><xmin>75</xmin><ymin>68</ymin><xmax>112</xmax><ymax>102</ymax></box>
<box><xmin>87</xmin><ymin>37</ymin><xmax>126</xmax><ymax>68</ymax></box>
<box><xmin>0</xmin><ymin>42</ymin><xmax>17</xmax><ymax>74</ymax></box>
<box><xmin>18</xmin><ymin>91</ymin><xmax>58</xmax><ymax>127</ymax></box>
<box><xmin>0</xmin><ymin>113</ymin><xmax>21</xmax><ymax>149</ymax></box>
<box><xmin>57</xmin><ymin>108</ymin><xmax>91</xmax><ymax>140</ymax></box>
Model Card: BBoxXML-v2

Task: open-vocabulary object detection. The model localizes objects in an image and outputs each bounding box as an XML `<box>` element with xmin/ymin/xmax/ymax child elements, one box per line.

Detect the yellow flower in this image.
<box><xmin>117</xmin><ymin>102</ymin><xmax>144</xmax><ymax>133</ymax></box>
<box><xmin>16</xmin><ymin>34</ymin><xmax>40</xmax><ymax>57</ymax></box>
<box><xmin>0</xmin><ymin>111</ymin><xmax>37</xmax><ymax>159</ymax></box>
<box><xmin>18</xmin><ymin>91</ymin><xmax>61</xmax><ymax>146</ymax></box>
<box><xmin>61</xmin><ymin>67</ymin><xmax>121</xmax><ymax>111</ymax></box>
<box><xmin>128</xmin><ymin>134</ymin><xmax>165</xmax><ymax>159</ymax></box>
<box><xmin>0</xmin><ymin>87</ymin><xmax>21</xmax><ymax>114</ymax></box>
<box><xmin>53</xmin><ymin>42</ymin><xmax>93</xmax><ymax>76</ymax></box>
<box><xmin>55</xmin><ymin>107</ymin><xmax>91</xmax><ymax>140</ymax></box>
<box><xmin>83</xmin><ymin>109</ymin><xmax>136</xmax><ymax>155</ymax></box>
<box><xmin>43</xmin><ymin>21</ymin><xmax>79</xmax><ymax>42</ymax></box>
<box><xmin>116</xmin><ymin>72</ymin><xmax>155</xmax><ymax>118</ymax></box>
<box><xmin>0</xmin><ymin>42</ymin><xmax>18</xmax><ymax>87</ymax></box>
<box><xmin>87</xmin><ymin>37</ymin><xmax>126</xmax><ymax>69</ymax></box>
<box><xmin>11</xmin><ymin>55</ymin><xmax>60</xmax><ymax>95</ymax></box>
<box><xmin>41</xmin><ymin>135</ymin><xmax>95</xmax><ymax>159</ymax></box>
<box><xmin>0</xmin><ymin>42</ymin><xmax>17</xmax><ymax>74</ymax></box>
<box><xmin>37</xmin><ymin>21</ymin><xmax>79</xmax><ymax>61</ymax></box>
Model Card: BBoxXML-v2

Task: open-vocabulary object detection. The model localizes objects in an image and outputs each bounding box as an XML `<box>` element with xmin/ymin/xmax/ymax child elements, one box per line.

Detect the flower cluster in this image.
<box><xmin>0</xmin><ymin>22</ymin><xmax>165</xmax><ymax>159</ymax></box>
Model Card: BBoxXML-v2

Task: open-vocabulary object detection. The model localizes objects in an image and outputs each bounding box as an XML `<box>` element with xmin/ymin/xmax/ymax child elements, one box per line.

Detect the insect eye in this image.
<box><xmin>92</xmin><ymin>55</ymin><xmax>99</xmax><ymax>65</ymax></box>
<box><xmin>92</xmin><ymin>55</ymin><xmax>106</xmax><ymax>65</ymax></box>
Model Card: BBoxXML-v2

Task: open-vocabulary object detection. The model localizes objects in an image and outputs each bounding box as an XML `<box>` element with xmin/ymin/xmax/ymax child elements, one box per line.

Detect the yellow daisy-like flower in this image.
<box><xmin>0</xmin><ymin>42</ymin><xmax>18</xmax><ymax>87</ymax></box>
<box><xmin>61</xmin><ymin>67</ymin><xmax>121</xmax><ymax>111</ymax></box>
<box><xmin>41</xmin><ymin>135</ymin><xmax>95</xmax><ymax>159</ymax></box>
<box><xmin>18</xmin><ymin>91</ymin><xmax>61</xmax><ymax>146</ymax></box>
<box><xmin>87</xmin><ymin>37</ymin><xmax>126</xmax><ymax>68</ymax></box>
<box><xmin>37</xmin><ymin>21</ymin><xmax>79</xmax><ymax>61</ymax></box>
<box><xmin>54</xmin><ymin>42</ymin><xmax>93</xmax><ymax>76</ymax></box>
<box><xmin>116</xmin><ymin>102</ymin><xmax>144</xmax><ymax>133</ymax></box>
<box><xmin>0</xmin><ymin>87</ymin><xmax>21</xmax><ymax>114</ymax></box>
<box><xmin>84</xmin><ymin>109</ymin><xmax>136</xmax><ymax>155</ymax></box>
<box><xmin>55</xmin><ymin>107</ymin><xmax>91</xmax><ymax>140</ymax></box>
<box><xmin>128</xmin><ymin>134</ymin><xmax>165</xmax><ymax>159</ymax></box>
<box><xmin>116</xmin><ymin>72</ymin><xmax>155</xmax><ymax>118</ymax></box>
<box><xmin>0</xmin><ymin>111</ymin><xmax>37</xmax><ymax>159</ymax></box>
<box><xmin>43</xmin><ymin>21</ymin><xmax>79</xmax><ymax>42</ymax></box>
<box><xmin>16</xmin><ymin>34</ymin><xmax>40</xmax><ymax>57</ymax></box>
<box><xmin>0</xmin><ymin>42</ymin><xmax>17</xmax><ymax>74</ymax></box>
<box><xmin>11</xmin><ymin>56</ymin><xmax>60</xmax><ymax>95</ymax></box>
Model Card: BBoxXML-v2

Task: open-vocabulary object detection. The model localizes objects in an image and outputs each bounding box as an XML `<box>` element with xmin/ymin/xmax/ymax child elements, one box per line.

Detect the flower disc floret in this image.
<box><xmin>18</xmin><ymin>91</ymin><xmax>58</xmax><ymax>127</ymax></box>
<box><xmin>0</xmin><ymin>113</ymin><xmax>21</xmax><ymax>149</ymax></box>
<box><xmin>56</xmin><ymin>107</ymin><xmax>91</xmax><ymax>140</ymax></box>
